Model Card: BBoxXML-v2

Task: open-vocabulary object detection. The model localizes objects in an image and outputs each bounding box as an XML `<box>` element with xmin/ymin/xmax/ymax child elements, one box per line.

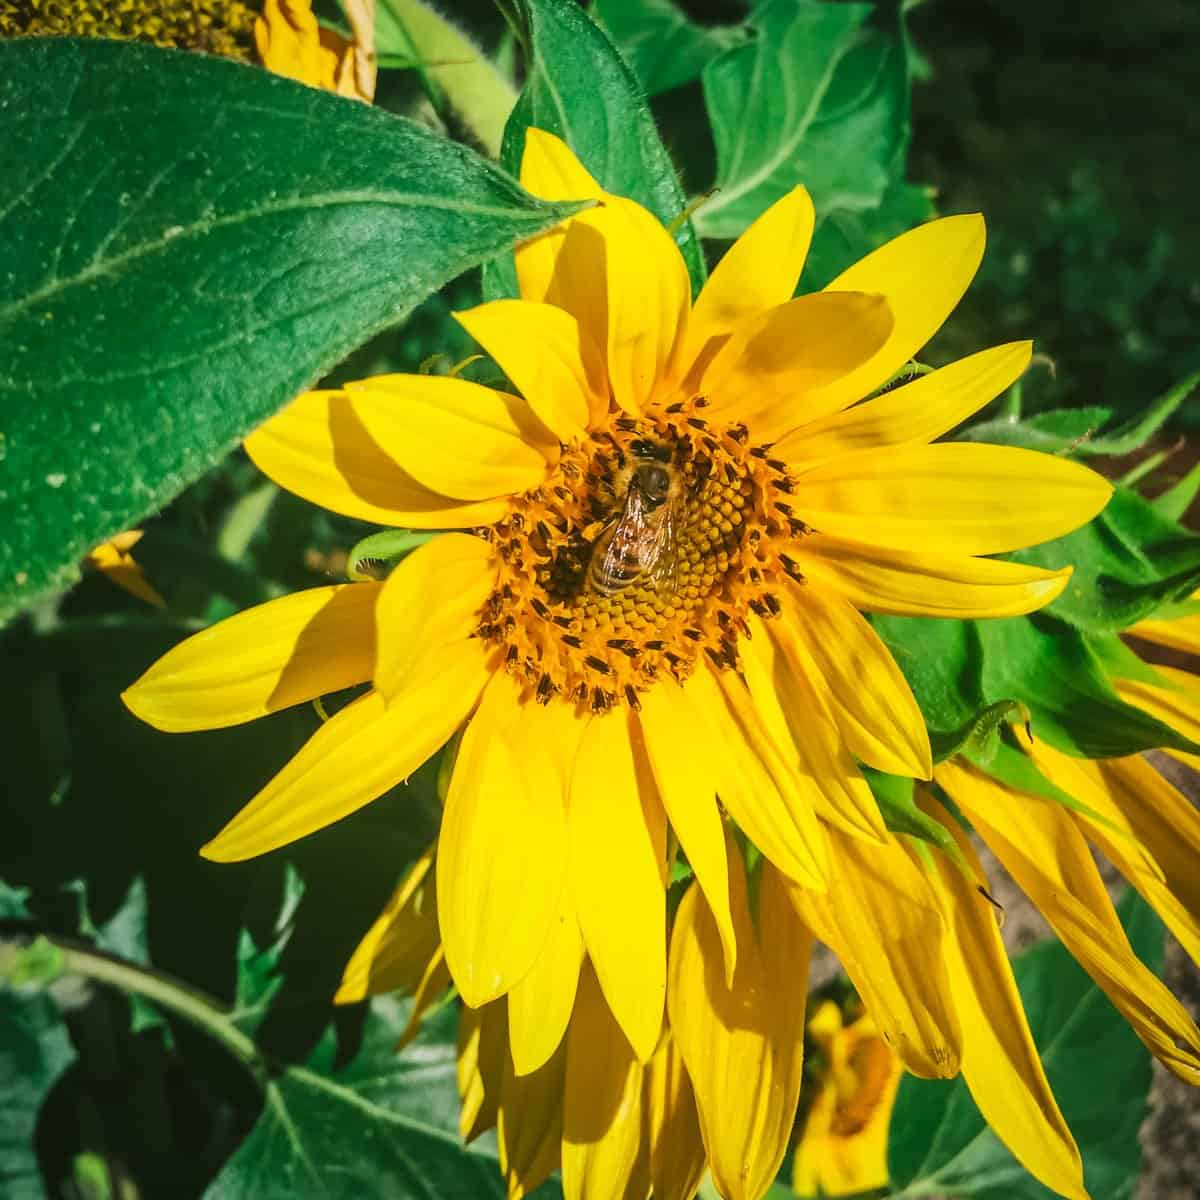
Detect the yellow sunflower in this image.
<box><xmin>255</xmin><ymin>0</ymin><xmax>377</xmax><ymax>101</ymax></box>
<box><xmin>124</xmin><ymin>130</ymin><xmax>1114</xmax><ymax>1199</ymax></box>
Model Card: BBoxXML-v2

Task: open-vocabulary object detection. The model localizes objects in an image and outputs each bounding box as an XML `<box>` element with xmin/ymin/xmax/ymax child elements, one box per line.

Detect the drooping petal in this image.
<box><xmin>794</xmin><ymin>534</ymin><xmax>1073</xmax><ymax>618</ymax></box>
<box><xmin>335</xmin><ymin>843</ymin><xmax>441</xmax><ymax>1003</ymax></box>
<box><xmin>373</xmin><ymin>534</ymin><xmax>496</xmax><ymax>701</ymax></box>
<box><xmin>693</xmin><ymin>664</ymin><xmax>832</xmax><ymax>884</ymax></box>
<box><xmin>700</xmin><ymin>292</ymin><xmax>894</xmax><ymax>439</ymax></box>
<box><xmin>778</xmin><ymin>582</ymin><xmax>932</xmax><ymax>779</ymax></box>
<box><xmin>1112</xmin><ymin>666</ymin><xmax>1200</xmax><ymax>752</ymax></box>
<box><xmin>458</xmin><ymin>1001</ymin><xmax>507</xmax><ymax>1142</ymax></box>
<box><xmin>1030</xmin><ymin>748</ymin><xmax>1200</xmax><ymax>966</ymax></box>
<box><xmin>123</xmin><ymin>583</ymin><xmax>379</xmax><ymax>732</ymax></box>
<box><xmin>915</xmin><ymin>792</ymin><xmax>1087</xmax><ymax>1200</ymax></box>
<box><xmin>203</xmin><ymin>642</ymin><xmax>491</xmax><ymax>861</ymax></box>
<box><xmin>245</xmin><ymin>391</ymin><xmax>509</xmax><ymax>528</ymax></box>
<box><xmin>437</xmin><ymin>673</ymin><xmax>569</xmax><ymax>1006</ymax></box>
<box><xmin>800</xmin><ymin>214</ymin><xmax>986</xmax><ymax>416</ymax></box>
<box><xmin>668</xmin><ymin>847</ymin><xmax>812</xmax><ymax>1200</ymax></box>
<box><xmin>682</xmin><ymin>186</ymin><xmax>815</xmax><ymax>370</ymax></box>
<box><xmin>347</xmin><ymin>374</ymin><xmax>557</xmax><ymax>500</ymax></box>
<box><xmin>570</xmin><ymin>712</ymin><xmax>667</xmax><ymax>1063</ymax></box>
<box><xmin>777</xmin><ymin>340</ymin><xmax>1033</xmax><ymax>465</ymax></box>
<box><xmin>784</xmin><ymin>827</ymin><xmax>962</xmax><ymax>1079</ymax></box>
<box><xmin>936</xmin><ymin>758</ymin><xmax>1200</xmax><ymax>1084</ymax></box>
<box><xmin>507</xmin><ymin>888</ymin><xmax>586</xmax><ymax>1076</ymax></box>
<box><xmin>499</xmin><ymin>1034</ymin><xmax>567</xmax><ymax>1200</ymax></box>
<box><xmin>562</xmin><ymin>962</ymin><xmax>652</xmax><ymax>1200</ymax></box>
<box><xmin>636</xmin><ymin>679</ymin><xmax>737</xmax><ymax>980</ymax></box>
<box><xmin>738</xmin><ymin>613</ymin><xmax>886</xmax><ymax>843</ymax></box>
<box><xmin>1126</xmin><ymin>598</ymin><xmax>1200</xmax><ymax>655</ymax></box>
<box><xmin>454</xmin><ymin>300</ymin><xmax>605</xmax><ymax>439</ymax></box>
<box><xmin>790</xmin><ymin>443</ymin><xmax>1113</xmax><ymax>557</ymax></box>
<box><xmin>644</xmin><ymin>1036</ymin><xmax>707</xmax><ymax>1200</ymax></box>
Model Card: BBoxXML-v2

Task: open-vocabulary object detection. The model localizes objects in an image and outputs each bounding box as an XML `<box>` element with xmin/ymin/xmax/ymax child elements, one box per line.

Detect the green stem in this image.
<box><xmin>52</xmin><ymin>941</ymin><xmax>264</xmax><ymax>1080</ymax></box>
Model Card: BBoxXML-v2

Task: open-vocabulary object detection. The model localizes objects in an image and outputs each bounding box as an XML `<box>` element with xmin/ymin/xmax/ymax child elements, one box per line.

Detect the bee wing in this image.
<box><xmin>597</xmin><ymin>484</ymin><xmax>654</xmax><ymax>587</ymax></box>
<box><xmin>643</xmin><ymin>495</ymin><xmax>681</xmax><ymax>590</ymax></box>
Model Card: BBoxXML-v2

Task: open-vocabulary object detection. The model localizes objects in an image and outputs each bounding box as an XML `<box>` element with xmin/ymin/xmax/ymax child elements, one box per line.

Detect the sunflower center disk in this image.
<box><xmin>477</xmin><ymin>403</ymin><xmax>808</xmax><ymax>711</ymax></box>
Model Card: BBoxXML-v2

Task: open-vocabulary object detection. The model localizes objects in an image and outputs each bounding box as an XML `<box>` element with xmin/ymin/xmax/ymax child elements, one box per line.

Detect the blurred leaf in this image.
<box><xmin>485</xmin><ymin>0</ymin><xmax>705</xmax><ymax>298</ymax></box>
<box><xmin>204</xmin><ymin>1003</ymin><xmax>517</xmax><ymax>1199</ymax></box>
<box><xmin>593</xmin><ymin>0</ymin><xmax>748</xmax><ymax>96</ymax></box>
<box><xmin>374</xmin><ymin>0</ymin><xmax>517</xmax><ymax>155</ymax></box>
<box><xmin>0</xmin><ymin>991</ymin><xmax>75</xmax><ymax>1200</ymax></box>
<box><xmin>1008</xmin><ymin>487</ymin><xmax>1200</xmax><ymax>633</ymax></box>
<box><xmin>695</xmin><ymin>0</ymin><xmax>933</xmax><ymax>285</ymax></box>
<box><xmin>0</xmin><ymin>37</ymin><xmax>580</xmax><ymax>624</ymax></box>
<box><xmin>888</xmin><ymin>890</ymin><xmax>1159</xmax><ymax>1199</ymax></box>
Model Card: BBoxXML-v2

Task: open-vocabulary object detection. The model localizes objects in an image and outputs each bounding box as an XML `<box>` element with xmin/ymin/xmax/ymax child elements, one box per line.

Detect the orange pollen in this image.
<box><xmin>475</xmin><ymin>399</ymin><xmax>809</xmax><ymax>712</ymax></box>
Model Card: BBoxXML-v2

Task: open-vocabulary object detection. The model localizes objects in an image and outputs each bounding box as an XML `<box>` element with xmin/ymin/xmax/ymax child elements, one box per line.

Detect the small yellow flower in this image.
<box><xmin>124</xmin><ymin>131</ymin><xmax>1115</xmax><ymax>1200</ymax></box>
<box><xmin>256</xmin><ymin>0</ymin><xmax>377</xmax><ymax>102</ymax></box>
<box><xmin>87</xmin><ymin>530</ymin><xmax>165</xmax><ymax>609</ymax></box>
<box><xmin>792</xmin><ymin>1000</ymin><xmax>901</xmax><ymax>1199</ymax></box>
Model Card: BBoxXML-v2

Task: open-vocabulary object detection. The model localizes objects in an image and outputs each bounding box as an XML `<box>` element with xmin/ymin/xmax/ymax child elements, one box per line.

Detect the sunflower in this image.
<box><xmin>124</xmin><ymin>129</ymin><xmax>1114</xmax><ymax>1199</ymax></box>
<box><xmin>255</xmin><ymin>0</ymin><xmax>377</xmax><ymax>102</ymax></box>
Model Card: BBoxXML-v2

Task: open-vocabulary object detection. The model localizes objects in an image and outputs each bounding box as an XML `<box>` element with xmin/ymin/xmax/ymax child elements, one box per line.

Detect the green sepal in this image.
<box><xmin>1152</xmin><ymin>459</ymin><xmax>1200</xmax><ymax>522</ymax></box>
<box><xmin>3</xmin><ymin>935</ymin><xmax>66</xmax><ymax>989</ymax></box>
<box><xmin>862</xmin><ymin>769</ymin><xmax>974</xmax><ymax>880</ymax></box>
<box><xmin>346</xmin><ymin>531</ymin><xmax>437</xmax><ymax>580</ymax></box>
<box><xmin>1085</xmin><ymin>631</ymin><xmax>1175</xmax><ymax>688</ymax></box>
<box><xmin>928</xmin><ymin>699</ymin><xmax>1030</xmax><ymax>766</ymax></box>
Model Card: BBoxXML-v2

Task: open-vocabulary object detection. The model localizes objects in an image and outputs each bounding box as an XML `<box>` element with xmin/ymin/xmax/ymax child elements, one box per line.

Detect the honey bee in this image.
<box><xmin>588</xmin><ymin>443</ymin><xmax>683</xmax><ymax>598</ymax></box>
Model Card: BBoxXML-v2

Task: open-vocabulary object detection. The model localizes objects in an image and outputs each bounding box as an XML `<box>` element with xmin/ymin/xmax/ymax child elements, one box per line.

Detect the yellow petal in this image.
<box><xmin>245</xmin><ymin>391</ymin><xmax>509</xmax><ymax>528</ymax></box>
<box><xmin>123</xmin><ymin>583</ymin><xmax>379</xmax><ymax>732</ymax></box>
<box><xmin>636</xmin><ymin>679</ymin><xmax>737</xmax><ymax>981</ymax></box>
<box><xmin>1040</xmin><ymin>750</ymin><xmax>1200</xmax><ymax>967</ymax></box>
<box><xmin>256</xmin><ymin>0</ymin><xmax>338</xmax><ymax>90</ymax></box>
<box><xmin>454</xmin><ymin>299</ymin><xmax>604</xmax><ymax>439</ymax></box>
<box><xmin>738</xmin><ymin>614</ymin><xmax>887</xmax><ymax>844</ymax></box>
<box><xmin>936</xmin><ymin>758</ymin><xmax>1200</xmax><ymax>1084</ymax></box>
<box><xmin>791</xmin><ymin>443</ymin><xmax>1114</xmax><ymax>556</ymax></box>
<box><xmin>507</xmin><ymin>889</ymin><xmax>585</xmax><ymax>1076</ymax></box>
<box><xmin>784</xmin><ymin>827</ymin><xmax>962</xmax><ymax>1079</ymax></box>
<box><xmin>570</xmin><ymin>712</ymin><xmax>666</xmax><ymax>1063</ymax></box>
<box><xmin>668</xmin><ymin>848</ymin><xmax>813</xmax><ymax>1200</ymax></box>
<box><xmin>1126</xmin><ymin>602</ymin><xmax>1200</xmax><ymax>655</ymax></box>
<box><xmin>778</xmin><ymin>340</ymin><xmax>1033</xmax><ymax>466</ymax></box>
<box><xmin>693</xmin><ymin>663</ymin><xmax>832</xmax><ymax>885</ymax></box>
<box><xmin>778</xmin><ymin>583</ymin><xmax>932</xmax><ymax>778</ymax></box>
<box><xmin>458</xmin><ymin>1001</ymin><xmax>507</xmax><ymax>1142</ymax></box>
<box><xmin>499</xmin><ymin>1034</ymin><xmax>567</xmax><ymax>1200</ymax></box>
<box><xmin>335</xmin><ymin>843</ymin><xmax>441</xmax><ymax>1003</ymax></box>
<box><xmin>438</xmin><ymin>673</ymin><xmax>570</xmax><ymax>1006</ymax></box>
<box><xmin>802</xmin><ymin>214</ymin><xmax>986</xmax><ymax>416</ymax></box>
<box><xmin>601</xmin><ymin>196</ymin><xmax>692</xmax><ymax>415</ymax></box>
<box><xmin>347</xmin><ymin>374</ymin><xmax>556</xmax><ymax>501</ymax></box>
<box><xmin>562</xmin><ymin>961</ymin><xmax>652</xmax><ymax>1200</ymax></box>
<box><xmin>203</xmin><ymin>644</ymin><xmax>490</xmax><ymax>862</ymax></box>
<box><xmin>701</xmin><ymin>292</ymin><xmax>894</xmax><ymax>439</ymax></box>
<box><xmin>1112</xmin><ymin>666</ymin><xmax>1200</xmax><ymax>748</ymax></box>
<box><xmin>516</xmin><ymin>130</ymin><xmax>611</xmax><ymax>367</ymax></box>
<box><xmin>794</xmin><ymin>534</ymin><xmax>1073</xmax><ymax>618</ymax></box>
<box><xmin>916</xmin><ymin>792</ymin><xmax>1087</xmax><ymax>1200</ymax></box>
<box><xmin>644</xmin><ymin>1036</ymin><xmax>707</xmax><ymax>1200</ymax></box>
<box><xmin>374</xmin><ymin>534</ymin><xmax>495</xmax><ymax>701</ymax></box>
<box><xmin>682</xmin><ymin>185</ymin><xmax>815</xmax><ymax>369</ymax></box>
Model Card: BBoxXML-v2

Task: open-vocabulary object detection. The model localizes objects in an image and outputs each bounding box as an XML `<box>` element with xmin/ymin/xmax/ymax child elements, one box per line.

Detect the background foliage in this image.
<box><xmin>1</xmin><ymin>0</ymin><xmax>1197</xmax><ymax>1197</ymax></box>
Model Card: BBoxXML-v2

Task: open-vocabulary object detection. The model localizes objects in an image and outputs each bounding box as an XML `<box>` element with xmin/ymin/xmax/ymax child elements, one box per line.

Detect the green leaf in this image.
<box><xmin>204</xmin><ymin>1003</ymin><xmax>519</xmax><ymax>1200</ymax></box>
<box><xmin>489</xmin><ymin>0</ymin><xmax>705</xmax><ymax>293</ymax></box>
<box><xmin>1008</xmin><ymin>487</ymin><xmax>1200</xmax><ymax>633</ymax></box>
<box><xmin>1152</xmin><ymin>459</ymin><xmax>1200</xmax><ymax>523</ymax></box>
<box><xmin>593</xmin><ymin>0</ymin><xmax>748</xmax><ymax>96</ymax></box>
<box><xmin>0</xmin><ymin>991</ymin><xmax>75</xmax><ymax>1200</ymax></box>
<box><xmin>888</xmin><ymin>890</ymin><xmax>1160</xmax><ymax>1200</ymax></box>
<box><xmin>0</xmin><ymin>37</ymin><xmax>580</xmax><ymax>624</ymax></box>
<box><xmin>695</xmin><ymin>0</ymin><xmax>933</xmax><ymax>285</ymax></box>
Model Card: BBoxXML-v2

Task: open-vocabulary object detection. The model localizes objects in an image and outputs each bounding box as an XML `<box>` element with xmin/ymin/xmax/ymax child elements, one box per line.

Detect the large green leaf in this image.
<box><xmin>0</xmin><ymin>37</ymin><xmax>580</xmax><ymax>624</ymax></box>
<box><xmin>205</xmin><ymin>1001</ymin><xmax>516</xmax><ymax>1200</ymax></box>
<box><xmin>1007</xmin><ymin>487</ymin><xmax>1200</xmax><ymax>633</ymax></box>
<box><xmin>593</xmin><ymin>0</ymin><xmax>748</xmax><ymax>96</ymax></box>
<box><xmin>888</xmin><ymin>890</ymin><xmax>1160</xmax><ymax>1199</ymax></box>
<box><xmin>485</xmin><ymin>0</ymin><xmax>705</xmax><ymax>297</ymax></box>
<box><xmin>695</xmin><ymin>0</ymin><xmax>933</xmax><ymax>284</ymax></box>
